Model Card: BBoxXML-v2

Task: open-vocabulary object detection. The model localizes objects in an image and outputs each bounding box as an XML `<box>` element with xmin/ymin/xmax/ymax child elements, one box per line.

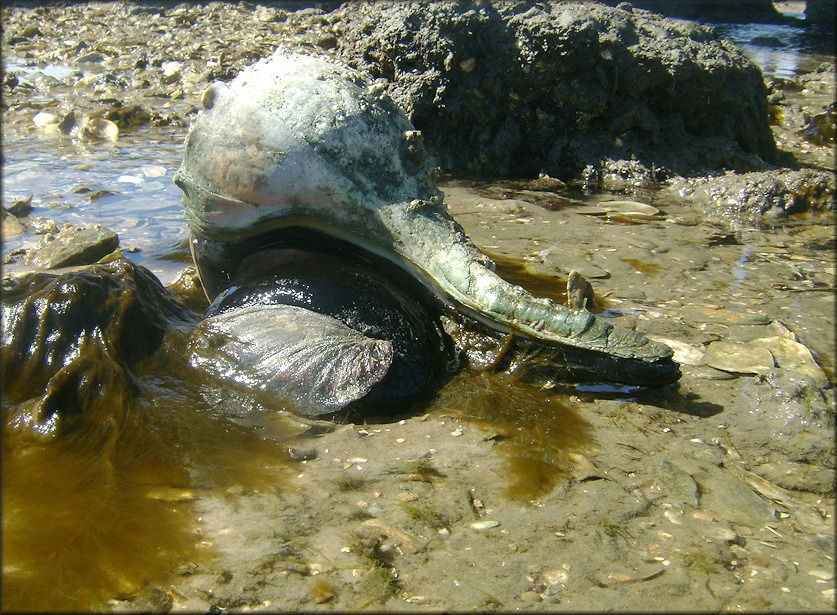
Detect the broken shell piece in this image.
<box><xmin>567</xmin><ymin>270</ymin><xmax>595</xmax><ymax>311</ymax></box>
<box><xmin>598</xmin><ymin>200</ymin><xmax>661</xmax><ymax>218</ymax></box>
<box><xmin>471</xmin><ymin>520</ymin><xmax>500</xmax><ymax>530</ymax></box>
<box><xmin>647</xmin><ymin>337</ymin><xmax>705</xmax><ymax>367</ymax></box>
<box><xmin>703</xmin><ymin>341</ymin><xmax>775</xmax><ymax>375</ymax></box>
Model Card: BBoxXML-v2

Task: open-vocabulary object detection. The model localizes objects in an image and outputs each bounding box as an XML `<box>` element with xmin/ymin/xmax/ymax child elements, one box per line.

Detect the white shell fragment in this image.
<box><xmin>597</xmin><ymin>200</ymin><xmax>661</xmax><ymax>216</ymax></box>
<box><xmin>471</xmin><ymin>520</ymin><xmax>500</xmax><ymax>530</ymax></box>
<box><xmin>580</xmin><ymin>200</ymin><xmax>662</xmax><ymax>220</ymax></box>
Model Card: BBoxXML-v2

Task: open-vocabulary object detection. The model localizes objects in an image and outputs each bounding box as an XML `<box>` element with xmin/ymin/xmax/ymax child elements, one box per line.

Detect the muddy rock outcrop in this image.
<box><xmin>670</xmin><ymin>167</ymin><xmax>836</xmax><ymax>227</ymax></box>
<box><xmin>806</xmin><ymin>1</ymin><xmax>837</xmax><ymax>30</ymax></box>
<box><xmin>327</xmin><ymin>0</ymin><xmax>777</xmax><ymax>180</ymax></box>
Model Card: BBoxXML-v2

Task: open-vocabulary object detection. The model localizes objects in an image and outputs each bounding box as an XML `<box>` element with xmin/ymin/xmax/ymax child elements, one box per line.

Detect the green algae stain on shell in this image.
<box><xmin>175</xmin><ymin>48</ymin><xmax>680</xmax><ymax>388</ymax></box>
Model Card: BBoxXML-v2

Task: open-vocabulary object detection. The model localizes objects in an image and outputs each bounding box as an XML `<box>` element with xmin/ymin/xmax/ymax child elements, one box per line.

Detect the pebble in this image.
<box><xmin>141</xmin><ymin>164</ymin><xmax>167</xmax><ymax>177</ymax></box>
<box><xmin>366</xmin><ymin>503</ymin><xmax>385</xmax><ymax>516</ymax></box>
<box><xmin>544</xmin><ymin>569</ymin><xmax>569</xmax><ymax>585</ymax></box>
<box><xmin>520</xmin><ymin>591</ymin><xmax>541</xmax><ymax>602</ymax></box>
<box><xmin>79</xmin><ymin>117</ymin><xmax>119</xmax><ymax>141</ymax></box>
<box><xmin>76</xmin><ymin>51</ymin><xmax>104</xmax><ymax>63</ymax></box>
<box><xmin>2</xmin><ymin>212</ymin><xmax>25</xmax><ymax>237</ymax></box>
<box><xmin>86</xmin><ymin>189</ymin><xmax>117</xmax><ymax>203</ymax></box>
<box><xmin>32</xmin><ymin>111</ymin><xmax>59</xmax><ymax>127</ymax></box>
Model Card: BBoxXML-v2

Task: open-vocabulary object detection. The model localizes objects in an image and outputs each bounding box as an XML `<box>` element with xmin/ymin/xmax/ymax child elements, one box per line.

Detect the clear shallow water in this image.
<box><xmin>711</xmin><ymin>21</ymin><xmax>836</xmax><ymax>79</ymax></box>
<box><xmin>2</xmin><ymin>126</ymin><xmax>191</xmax><ymax>283</ymax></box>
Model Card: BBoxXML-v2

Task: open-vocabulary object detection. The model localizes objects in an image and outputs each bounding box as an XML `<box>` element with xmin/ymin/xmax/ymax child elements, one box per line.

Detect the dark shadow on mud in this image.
<box><xmin>637</xmin><ymin>384</ymin><xmax>726</xmax><ymax>418</ymax></box>
<box><xmin>569</xmin><ymin>380</ymin><xmax>724</xmax><ymax>419</ymax></box>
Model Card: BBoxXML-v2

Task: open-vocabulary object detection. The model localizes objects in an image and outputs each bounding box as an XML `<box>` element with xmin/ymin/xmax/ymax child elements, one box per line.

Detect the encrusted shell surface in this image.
<box><xmin>175</xmin><ymin>48</ymin><xmax>678</xmax><ymax>383</ymax></box>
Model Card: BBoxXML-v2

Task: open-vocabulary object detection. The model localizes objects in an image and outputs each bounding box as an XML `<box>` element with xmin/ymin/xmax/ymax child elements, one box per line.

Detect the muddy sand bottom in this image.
<box><xmin>3</xmin><ymin>180</ymin><xmax>834</xmax><ymax>613</ymax></box>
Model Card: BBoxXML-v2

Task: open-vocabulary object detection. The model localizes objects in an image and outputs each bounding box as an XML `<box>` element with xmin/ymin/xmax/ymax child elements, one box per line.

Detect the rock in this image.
<box><xmin>734</xmin><ymin>369</ymin><xmax>835</xmax><ymax>467</ymax></box>
<box><xmin>2</xmin><ymin>257</ymin><xmax>190</xmax><ymax>403</ymax></box>
<box><xmin>105</xmin><ymin>105</ymin><xmax>152</xmax><ymax>128</ymax></box>
<box><xmin>24</xmin><ymin>223</ymin><xmax>119</xmax><ymax>268</ymax></box>
<box><xmin>57</xmin><ymin>110</ymin><xmax>77</xmax><ymax>134</ymax></box>
<box><xmin>87</xmin><ymin>189</ymin><xmax>117</xmax><ymax>203</ymax></box>
<box><xmin>329</xmin><ymin>1</ymin><xmax>777</xmax><ymax>180</ymax></box>
<box><xmin>671</xmin><ymin>168</ymin><xmax>836</xmax><ymax>228</ymax></box>
<box><xmin>19</xmin><ymin>24</ymin><xmax>41</xmax><ymax>37</ymax></box>
<box><xmin>33</xmin><ymin>111</ymin><xmax>59</xmax><ymax>127</ymax></box>
<box><xmin>76</xmin><ymin>51</ymin><xmax>104</xmax><ymax>64</ymax></box>
<box><xmin>2</xmin><ymin>210</ymin><xmax>26</xmax><ymax>237</ymax></box>
<box><xmin>751</xmin><ymin>459</ymin><xmax>835</xmax><ymax>496</ymax></box>
<box><xmin>806</xmin><ymin>1</ymin><xmax>837</xmax><ymax>29</ymax></box>
<box><xmin>681</xmin><ymin>306</ymin><xmax>773</xmax><ymax>326</ymax></box>
<box><xmin>749</xmin><ymin>336</ymin><xmax>829</xmax><ymax>388</ymax></box>
<box><xmin>750</xmin><ymin>35</ymin><xmax>786</xmax><ymax>48</ymax></box>
<box><xmin>520</xmin><ymin>591</ymin><xmax>541</xmax><ymax>602</ymax></box>
<box><xmin>698</xmin><ymin>469</ymin><xmax>776</xmax><ymax>527</ymax></box>
<box><xmin>7</xmin><ymin>194</ymin><xmax>33</xmax><ymax>216</ymax></box>
<box><xmin>29</xmin><ymin>216</ymin><xmax>59</xmax><ymax>234</ymax></box>
<box><xmin>79</xmin><ymin>118</ymin><xmax>119</xmax><ymax>141</ymax></box>
<box><xmin>125</xmin><ymin>587</ymin><xmax>173</xmax><ymax>613</ymax></box>
<box><xmin>622</xmin><ymin>1</ymin><xmax>792</xmax><ymax>24</ymax></box>
<box><xmin>800</xmin><ymin>103</ymin><xmax>836</xmax><ymax>147</ymax></box>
